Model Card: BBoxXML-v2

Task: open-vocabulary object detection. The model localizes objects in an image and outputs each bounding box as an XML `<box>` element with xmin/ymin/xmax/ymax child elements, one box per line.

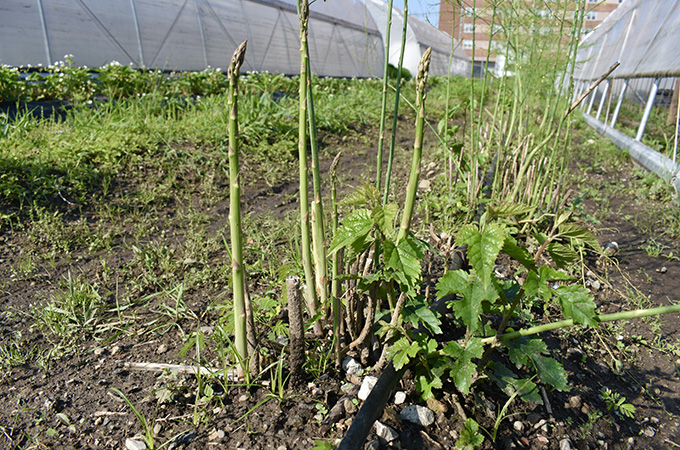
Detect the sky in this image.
<box><xmin>391</xmin><ymin>0</ymin><xmax>441</xmax><ymax>28</ymax></box>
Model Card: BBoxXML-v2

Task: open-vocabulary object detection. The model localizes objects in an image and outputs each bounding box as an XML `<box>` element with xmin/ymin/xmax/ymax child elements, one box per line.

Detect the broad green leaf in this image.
<box><xmin>443</xmin><ymin>338</ymin><xmax>484</xmax><ymax>395</ymax></box>
<box><xmin>436</xmin><ymin>270</ymin><xmax>469</xmax><ymax>299</ymax></box>
<box><xmin>546</xmin><ymin>241</ymin><xmax>577</xmax><ymax>268</ymax></box>
<box><xmin>459</xmin><ymin>223</ymin><xmax>505</xmax><ymax>288</ymax></box>
<box><xmin>413</xmin><ymin>307</ymin><xmax>442</xmax><ymax>335</ymax></box>
<box><xmin>558</xmin><ymin>223</ymin><xmax>602</xmax><ymax>252</ymax></box>
<box><xmin>555</xmin><ymin>284</ymin><xmax>597</xmax><ymax>326</ymax></box>
<box><xmin>490</xmin><ymin>363</ymin><xmax>542</xmax><ymax>404</ymax></box>
<box><xmin>416</xmin><ymin>373</ymin><xmax>443</xmax><ymax>400</ymax></box>
<box><xmin>451</xmin><ymin>279</ymin><xmax>499</xmax><ymax>334</ymax></box>
<box><xmin>488</xmin><ymin>202</ymin><xmax>535</xmax><ymax>219</ymax></box>
<box><xmin>329</xmin><ymin>208</ymin><xmax>372</xmax><ymax>255</ymax></box>
<box><xmin>505</xmin><ymin>336</ymin><xmax>548</xmax><ymax>368</ymax></box>
<box><xmin>456</xmin><ymin>419</ymin><xmax>485</xmax><ymax>450</ymax></box>
<box><xmin>371</xmin><ymin>203</ymin><xmax>398</xmax><ymax>235</ymax></box>
<box><xmin>339</xmin><ymin>182</ymin><xmax>380</xmax><ymax>207</ymax></box>
<box><xmin>532</xmin><ymin>355</ymin><xmax>569</xmax><ymax>391</ymax></box>
<box><xmin>384</xmin><ymin>236</ymin><xmax>423</xmax><ymax>289</ymax></box>
<box><xmin>538</xmin><ymin>266</ymin><xmax>574</xmax><ymax>282</ymax></box>
<box><xmin>391</xmin><ymin>338</ymin><xmax>420</xmax><ymax>370</ymax></box>
<box><xmin>502</xmin><ymin>235</ymin><xmax>535</xmax><ymax>270</ymax></box>
<box><xmin>523</xmin><ymin>270</ymin><xmax>541</xmax><ymax>298</ymax></box>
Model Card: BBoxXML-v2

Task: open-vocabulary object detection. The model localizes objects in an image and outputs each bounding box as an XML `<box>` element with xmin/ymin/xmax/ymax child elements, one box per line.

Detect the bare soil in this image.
<box><xmin>1</xmin><ymin>116</ymin><xmax>680</xmax><ymax>450</ymax></box>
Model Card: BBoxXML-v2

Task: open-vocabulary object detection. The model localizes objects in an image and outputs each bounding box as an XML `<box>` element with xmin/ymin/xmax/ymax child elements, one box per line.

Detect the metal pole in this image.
<box><xmin>586</xmin><ymin>85</ymin><xmax>598</xmax><ymax>115</ymax></box>
<box><xmin>36</xmin><ymin>0</ymin><xmax>52</xmax><ymax>65</ymax></box>
<box><xmin>636</xmin><ymin>78</ymin><xmax>659</xmax><ymax>142</ymax></box>
<box><xmin>130</xmin><ymin>0</ymin><xmax>145</xmax><ymax>66</ymax></box>
<box><xmin>610</xmin><ymin>79</ymin><xmax>628</xmax><ymax>128</ymax></box>
<box><xmin>596</xmin><ymin>79</ymin><xmax>610</xmax><ymax>121</ymax></box>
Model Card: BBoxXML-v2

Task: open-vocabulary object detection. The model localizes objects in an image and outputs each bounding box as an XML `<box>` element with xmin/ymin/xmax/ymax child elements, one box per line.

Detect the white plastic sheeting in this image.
<box><xmin>0</xmin><ymin>0</ymin><xmax>384</xmax><ymax>77</ymax></box>
<box><xmin>0</xmin><ymin>0</ymin><xmax>469</xmax><ymax>78</ymax></box>
<box><xmin>360</xmin><ymin>0</ymin><xmax>470</xmax><ymax>77</ymax></box>
<box><xmin>574</xmin><ymin>0</ymin><xmax>680</xmax><ymax>80</ymax></box>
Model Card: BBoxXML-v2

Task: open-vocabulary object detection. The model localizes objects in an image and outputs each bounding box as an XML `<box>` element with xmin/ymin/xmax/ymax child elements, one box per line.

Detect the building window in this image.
<box><xmin>586</xmin><ymin>11</ymin><xmax>597</xmax><ymax>20</ymax></box>
<box><xmin>464</xmin><ymin>6</ymin><xmax>474</xmax><ymax>17</ymax></box>
<box><xmin>462</xmin><ymin>40</ymin><xmax>473</xmax><ymax>50</ymax></box>
<box><xmin>464</xmin><ymin>23</ymin><xmax>474</xmax><ymax>33</ymax></box>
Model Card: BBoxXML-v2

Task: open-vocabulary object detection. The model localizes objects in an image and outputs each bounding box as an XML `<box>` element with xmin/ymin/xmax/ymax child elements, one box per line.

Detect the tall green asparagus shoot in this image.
<box><xmin>397</xmin><ymin>47</ymin><xmax>431</xmax><ymax>244</ymax></box>
<box><xmin>227</xmin><ymin>40</ymin><xmax>250</xmax><ymax>376</ymax></box>
<box><xmin>297</xmin><ymin>0</ymin><xmax>321</xmax><ymax>334</ymax></box>
<box><xmin>305</xmin><ymin>55</ymin><xmax>329</xmax><ymax>319</ymax></box>
<box><xmin>376</xmin><ymin>0</ymin><xmax>395</xmax><ymax>192</ymax></box>
<box><xmin>383</xmin><ymin>0</ymin><xmax>408</xmax><ymax>206</ymax></box>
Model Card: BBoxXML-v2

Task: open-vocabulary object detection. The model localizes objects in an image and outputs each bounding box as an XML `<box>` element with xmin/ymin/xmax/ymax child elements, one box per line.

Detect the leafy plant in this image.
<box><xmin>600</xmin><ymin>387</ymin><xmax>635</xmax><ymax>419</ymax></box>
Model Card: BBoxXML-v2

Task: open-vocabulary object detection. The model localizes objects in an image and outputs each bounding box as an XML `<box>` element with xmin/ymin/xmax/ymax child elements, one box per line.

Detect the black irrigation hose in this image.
<box><xmin>337</xmin><ymin>362</ymin><xmax>408</xmax><ymax>450</ymax></box>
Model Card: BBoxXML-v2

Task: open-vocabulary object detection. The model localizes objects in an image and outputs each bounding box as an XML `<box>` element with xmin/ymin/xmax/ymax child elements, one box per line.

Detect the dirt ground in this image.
<box><xmin>1</xmin><ymin>115</ymin><xmax>680</xmax><ymax>450</ymax></box>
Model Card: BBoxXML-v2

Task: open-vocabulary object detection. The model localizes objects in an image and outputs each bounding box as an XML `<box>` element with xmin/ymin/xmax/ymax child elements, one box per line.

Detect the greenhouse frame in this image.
<box><xmin>0</xmin><ymin>0</ymin><xmax>470</xmax><ymax>78</ymax></box>
<box><xmin>572</xmin><ymin>0</ymin><xmax>680</xmax><ymax>193</ymax></box>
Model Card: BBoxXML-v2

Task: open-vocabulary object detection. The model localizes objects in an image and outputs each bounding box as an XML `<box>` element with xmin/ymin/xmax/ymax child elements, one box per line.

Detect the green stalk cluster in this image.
<box><xmin>227</xmin><ymin>40</ymin><xmax>251</xmax><ymax>376</ymax></box>
<box><xmin>296</xmin><ymin>0</ymin><xmax>321</xmax><ymax>335</ymax></box>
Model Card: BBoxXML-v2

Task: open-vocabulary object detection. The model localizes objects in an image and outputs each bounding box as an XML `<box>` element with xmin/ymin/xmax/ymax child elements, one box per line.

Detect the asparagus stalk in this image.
<box><xmin>227</xmin><ymin>40</ymin><xmax>250</xmax><ymax>376</ymax></box>
<box><xmin>397</xmin><ymin>47</ymin><xmax>431</xmax><ymax>244</ymax></box>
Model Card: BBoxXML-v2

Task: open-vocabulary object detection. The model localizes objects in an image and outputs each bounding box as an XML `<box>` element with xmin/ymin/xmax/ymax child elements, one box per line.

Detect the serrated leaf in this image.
<box><xmin>505</xmin><ymin>336</ymin><xmax>548</xmax><ymax>368</ymax></box>
<box><xmin>546</xmin><ymin>241</ymin><xmax>577</xmax><ymax>268</ymax></box>
<box><xmin>384</xmin><ymin>236</ymin><xmax>423</xmax><ymax>289</ymax></box>
<box><xmin>459</xmin><ymin>223</ymin><xmax>505</xmax><ymax>288</ymax></box>
<box><xmin>555</xmin><ymin>284</ymin><xmax>597</xmax><ymax>326</ymax></box>
<box><xmin>456</xmin><ymin>418</ymin><xmax>485</xmax><ymax>449</ymax></box>
<box><xmin>532</xmin><ymin>355</ymin><xmax>569</xmax><ymax>391</ymax></box>
<box><xmin>391</xmin><ymin>338</ymin><xmax>420</xmax><ymax>370</ymax></box>
<box><xmin>416</xmin><ymin>373</ymin><xmax>443</xmax><ymax>400</ymax></box>
<box><xmin>413</xmin><ymin>307</ymin><xmax>442</xmax><ymax>335</ymax></box>
<box><xmin>490</xmin><ymin>363</ymin><xmax>542</xmax><ymax>404</ymax></box>
<box><xmin>558</xmin><ymin>223</ymin><xmax>602</xmax><ymax>252</ymax></box>
<box><xmin>538</xmin><ymin>266</ymin><xmax>574</xmax><ymax>282</ymax></box>
<box><xmin>523</xmin><ymin>270</ymin><xmax>541</xmax><ymax>298</ymax></box>
<box><xmin>451</xmin><ymin>278</ymin><xmax>499</xmax><ymax>334</ymax></box>
<box><xmin>443</xmin><ymin>338</ymin><xmax>484</xmax><ymax>395</ymax></box>
<box><xmin>436</xmin><ymin>270</ymin><xmax>469</xmax><ymax>299</ymax></box>
<box><xmin>488</xmin><ymin>202</ymin><xmax>535</xmax><ymax>219</ymax></box>
<box><xmin>339</xmin><ymin>182</ymin><xmax>380</xmax><ymax>207</ymax></box>
<box><xmin>502</xmin><ymin>235</ymin><xmax>536</xmax><ymax>270</ymax></box>
<box><xmin>329</xmin><ymin>208</ymin><xmax>373</xmax><ymax>255</ymax></box>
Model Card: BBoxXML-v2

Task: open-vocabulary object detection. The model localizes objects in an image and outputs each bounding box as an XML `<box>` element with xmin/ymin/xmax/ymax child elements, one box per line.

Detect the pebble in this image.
<box><xmin>400</xmin><ymin>405</ymin><xmax>435</xmax><ymax>426</ymax></box>
<box><xmin>627</xmin><ymin>437</ymin><xmax>635</xmax><ymax>450</ymax></box>
<box><xmin>643</xmin><ymin>427</ymin><xmax>655</xmax><ymax>437</ymax></box>
<box><xmin>156</xmin><ymin>344</ymin><xmax>168</xmax><ymax>355</ymax></box>
<box><xmin>426</xmin><ymin>398</ymin><xmax>448</xmax><ymax>414</ymax></box>
<box><xmin>591</xmin><ymin>280</ymin><xmax>601</xmax><ymax>291</ymax></box>
<box><xmin>418</xmin><ymin>179</ymin><xmax>431</xmax><ymax>191</ymax></box>
<box><xmin>277</xmin><ymin>446</ymin><xmax>287</xmax><ymax>450</ymax></box>
<box><xmin>238</xmin><ymin>394</ymin><xmax>248</xmax><ymax>402</ymax></box>
<box><xmin>513</xmin><ymin>421</ymin><xmax>524</xmax><ymax>432</ymax></box>
<box><xmin>343</xmin><ymin>398</ymin><xmax>358</xmax><ymax>414</ymax></box>
<box><xmin>568</xmin><ymin>395</ymin><xmax>582</xmax><ymax>409</ymax></box>
<box><xmin>285</xmin><ymin>415</ymin><xmax>304</xmax><ymax>429</ymax></box>
<box><xmin>358</xmin><ymin>376</ymin><xmax>378</xmax><ymax>401</ymax></box>
<box><xmin>153</xmin><ymin>424</ymin><xmax>161</xmax><ymax>435</ymax></box>
<box><xmin>559</xmin><ymin>438</ymin><xmax>572</xmax><ymax>450</ymax></box>
<box><xmin>657</xmin><ymin>267</ymin><xmax>668</xmax><ymax>273</ymax></box>
<box><xmin>342</xmin><ymin>357</ymin><xmax>362</xmax><ymax>375</ymax></box>
<box><xmin>93</xmin><ymin>347</ymin><xmax>106</xmax><ymax>356</ymax></box>
<box><xmin>393</xmin><ymin>391</ymin><xmax>406</xmax><ymax>405</ymax></box>
<box><xmin>341</xmin><ymin>383</ymin><xmax>358</xmax><ymax>396</ymax></box>
<box><xmin>374</xmin><ymin>421</ymin><xmax>398</xmax><ymax>442</ymax></box>
<box><xmin>125</xmin><ymin>438</ymin><xmax>147</xmax><ymax>450</ymax></box>
<box><xmin>208</xmin><ymin>429</ymin><xmax>225</xmax><ymax>441</ymax></box>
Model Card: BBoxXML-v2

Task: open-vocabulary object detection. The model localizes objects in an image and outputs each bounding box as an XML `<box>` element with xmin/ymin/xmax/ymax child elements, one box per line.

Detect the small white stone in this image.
<box><xmin>559</xmin><ymin>438</ymin><xmax>572</xmax><ymax>450</ymax></box>
<box><xmin>125</xmin><ymin>438</ymin><xmax>147</xmax><ymax>450</ymax></box>
<box><xmin>393</xmin><ymin>391</ymin><xmax>407</xmax><ymax>405</ymax></box>
<box><xmin>513</xmin><ymin>421</ymin><xmax>524</xmax><ymax>432</ymax></box>
<box><xmin>342</xmin><ymin>357</ymin><xmax>363</xmax><ymax>375</ymax></box>
<box><xmin>400</xmin><ymin>405</ymin><xmax>435</xmax><ymax>426</ymax></box>
<box><xmin>591</xmin><ymin>280</ymin><xmax>601</xmax><ymax>291</ymax></box>
<box><xmin>358</xmin><ymin>376</ymin><xmax>378</xmax><ymax>401</ymax></box>
<box><xmin>156</xmin><ymin>344</ymin><xmax>168</xmax><ymax>355</ymax></box>
<box><xmin>374</xmin><ymin>421</ymin><xmax>399</xmax><ymax>442</ymax></box>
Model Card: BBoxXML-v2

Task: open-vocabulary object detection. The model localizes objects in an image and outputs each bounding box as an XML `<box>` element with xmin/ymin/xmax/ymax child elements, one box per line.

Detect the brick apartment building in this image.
<box><xmin>439</xmin><ymin>0</ymin><xmax>623</xmax><ymax>75</ymax></box>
